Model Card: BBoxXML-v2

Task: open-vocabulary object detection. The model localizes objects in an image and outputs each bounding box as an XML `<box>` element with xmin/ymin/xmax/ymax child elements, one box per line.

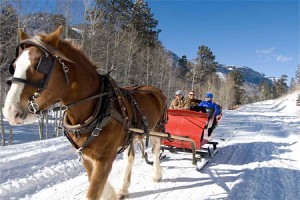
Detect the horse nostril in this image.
<box><xmin>15</xmin><ymin>111</ymin><xmax>20</xmax><ymax>118</ymax></box>
<box><xmin>14</xmin><ymin>109</ymin><xmax>24</xmax><ymax>119</ymax></box>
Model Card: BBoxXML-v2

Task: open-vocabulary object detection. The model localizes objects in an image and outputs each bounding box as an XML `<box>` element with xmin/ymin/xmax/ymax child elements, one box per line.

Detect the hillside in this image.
<box><xmin>0</xmin><ymin>90</ymin><xmax>299</xmax><ymax>200</ymax></box>
<box><xmin>217</xmin><ymin>64</ymin><xmax>274</xmax><ymax>96</ymax></box>
<box><xmin>217</xmin><ymin>64</ymin><xmax>270</xmax><ymax>85</ymax></box>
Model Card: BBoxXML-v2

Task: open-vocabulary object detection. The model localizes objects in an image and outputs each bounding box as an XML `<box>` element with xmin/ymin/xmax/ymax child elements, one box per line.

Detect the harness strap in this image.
<box><xmin>6</xmin><ymin>77</ymin><xmax>44</xmax><ymax>88</ymax></box>
<box><xmin>106</xmin><ymin>75</ymin><xmax>129</xmax><ymax>130</ymax></box>
<box><xmin>20</xmin><ymin>38</ymin><xmax>75</xmax><ymax>63</ymax></box>
<box><xmin>125</xmin><ymin>93</ymin><xmax>138</xmax><ymax>127</ymax></box>
<box><xmin>64</xmin><ymin>130</ymin><xmax>79</xmax><ymax>149</ymax></box>
<box><xmin>108</xmin><ymin>107</ymin><xmax>124</xmax><ymax>124</ymax></box>
<box><xmin>76</xmin><ymin>115</ymin><xmax>112</xmax><ymax>162</ymax></box>
<box><xmin>125</xmin><ymin>92</ymin><xmax>150</xmax><ymax>147</ymax></box>
<box><xmin>157</xmin><ymin>105</ymin><xmax>168</xmax><ymax>133</ymax></box>
<box><xmin>36</xmin><ymin>91</ymin><xmax>112</xmax><ymax>115</ymax></box>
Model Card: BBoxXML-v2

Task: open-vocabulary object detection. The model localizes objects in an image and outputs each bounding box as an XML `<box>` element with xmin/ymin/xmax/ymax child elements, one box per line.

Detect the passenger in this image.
<box><xmin>187</xmin><ymin>90</ymin><xmax>202</xmax><ymax>108</ymax></box>
<box><xmin>198</xmin><ymin>92</ymin><xmax>221</xmax><ymax>117</ymax></box>
<box><xmin>169</xmin><ymin>90</ymin><xmax>189</xmax><ymax>110</ymax></box>
<box><xmin>198</xmin><ymin>92</ymin><xmax>221</xmax><ymax>136</ymax></box>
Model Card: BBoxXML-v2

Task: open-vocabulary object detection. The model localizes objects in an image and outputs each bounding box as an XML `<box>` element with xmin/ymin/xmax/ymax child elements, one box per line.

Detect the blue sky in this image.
<box><xmin>147</xmin><ymin>0</ymin><xmax>299</xmax><ymax>81</ymax></box>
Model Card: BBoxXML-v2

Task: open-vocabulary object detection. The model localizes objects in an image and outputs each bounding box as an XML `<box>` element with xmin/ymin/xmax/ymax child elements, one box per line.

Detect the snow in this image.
<box><xmin>216</xmin><ymin>72</ymin><xmax>226</xmax><ymax>81</ymax></box>
<box><xmin>71</xmin><ymin>28</ymin><xmax>82</xmax><ymax>34</ymax></box>
<box><xmin>1</xmin><ymin>91</ymin><xmax>300</xmax><ymax>200</ymax></box>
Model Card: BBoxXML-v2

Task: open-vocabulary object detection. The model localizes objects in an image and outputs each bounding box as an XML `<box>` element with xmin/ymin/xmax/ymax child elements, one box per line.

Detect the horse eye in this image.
<box><xmin>6</xmin><ymin>80</ymin><xmax>12</xmax><ymax>86</ymax></box>
<box><xmin>9</xmin><ymin>65</ymin><xmax>15</xmax><ymax>74</ymax></box>
<box><xmin>9</xmin><ymin>58</ymin><xmax>16</xmax><ymax>75</ymax></box>
<box><xmin>33</xmin><ymin>63</ymin><xmax>39</xmax><ymax>70</ymax></box>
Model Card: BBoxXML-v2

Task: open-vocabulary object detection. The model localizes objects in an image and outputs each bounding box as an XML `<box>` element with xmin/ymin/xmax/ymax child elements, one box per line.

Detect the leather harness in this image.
<box><xmin>7</xmin><ymin>38</ymin><xmax>167</xmax><ymax>162</ymax></box>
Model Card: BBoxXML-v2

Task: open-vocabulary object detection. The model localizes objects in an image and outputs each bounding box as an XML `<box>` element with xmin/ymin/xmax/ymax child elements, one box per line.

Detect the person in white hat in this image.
<box><xmin>169</xmin><ymin>90</ymin><xmax>189</xmax><ymax>109</ymax></box>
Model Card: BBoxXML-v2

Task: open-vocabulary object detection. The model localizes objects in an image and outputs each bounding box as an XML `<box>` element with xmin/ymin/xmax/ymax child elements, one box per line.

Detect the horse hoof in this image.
<box><xmin>119</xmin><ymin>194</ymin><xmax>129</xmax><ymax>199</ymax></box>
<box><xmin>153</xmin><ymin>176</ymin><xmax>162</xmax><ymax>182</ymax></box>
<box><xmin>118</xmin><ymin>190</ymin><xmax>129</xmax><ymax>199</ymax></box>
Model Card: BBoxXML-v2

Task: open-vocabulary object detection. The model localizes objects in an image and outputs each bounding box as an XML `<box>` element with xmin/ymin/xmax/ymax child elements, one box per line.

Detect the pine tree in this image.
<box><xmin>258</xmin><ymin>79</ymin><xmax>272</xmax><ymax>100</ymax></box>
<box><xmin>195</xmin><ymin>45</ymin><xmax>217</xmax><ymax>86</ymax></box>
<box><xmin>131</xmin><ymin>0</ymin><xmax>159</xmax><ymax>47</ymax></box>
<box><xmin>289</xmin><ymin>77</ymin><xmax>297</xmax><ymax>91</ymax></box>
<box><xmin>296</xmin><ymin>65</ymin><xmax>300</xmax><ymax>87</ymax></box>
<box><xmin>274</xmin><ymin>75</ymin><xmax>288</xmax><ymax>97</ymax></box>
<box><xmin>228</xmin><ymin>69</ymin><xmax>245</xmax><ymax>105</ymax></box>
<box><xmin>174</xmin><ymin>55</ymin><xmax>189</xmax><ymax>79</ymax></box>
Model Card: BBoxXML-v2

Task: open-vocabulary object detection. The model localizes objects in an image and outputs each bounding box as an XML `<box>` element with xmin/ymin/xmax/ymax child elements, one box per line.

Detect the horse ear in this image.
<box><xmin>18</xmin><ymin>29</ymin><xmax>29</xmax><ymax>41</ymax></box>
<box><xmin>44</xmin><ymin>26</ymin><xmax>63</xmax><ymax>47</ymax></box>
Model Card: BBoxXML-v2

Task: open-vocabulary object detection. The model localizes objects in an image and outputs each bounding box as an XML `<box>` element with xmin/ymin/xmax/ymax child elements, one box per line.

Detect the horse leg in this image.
<box><xmin>83</xmin><ymin>160</ymin><xmax>93</xmax><ymax>182</ymax></box>
<box><xmin>101</xmin><ymin>181</ymin><xmax>118</xmax><ymax>200</ymax></box>
<box><xmin>150</xmin><ymin>135</ymin><xmax>162</xmax><ymax>182</ymax></box>
<box><xmin>118</xmin><ymin>143</ymin><xmax>135</xmax><ymax>199</ymax></box>
<box><xmin>86</xmin><ymin>159</ymin><xmax>117</xmax><ymax>200</ymax></box>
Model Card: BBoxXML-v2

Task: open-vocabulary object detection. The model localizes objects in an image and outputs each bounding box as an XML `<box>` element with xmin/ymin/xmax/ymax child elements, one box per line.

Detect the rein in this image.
<box><xmin>36</xmin><ymin>91</ymin><xmax>112</xmax><ymax>116</ymax></box>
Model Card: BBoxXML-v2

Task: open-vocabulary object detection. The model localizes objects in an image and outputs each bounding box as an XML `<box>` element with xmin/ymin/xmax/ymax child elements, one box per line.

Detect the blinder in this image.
<box><xmin>7</xmin><ymin>42</ymin><xmax>57</xmax><ymax>89</ymax></box>
<box><xmin>37</xmin><ymin>54</ymin><xmax>55</xmax><ymax>74</ymax></box>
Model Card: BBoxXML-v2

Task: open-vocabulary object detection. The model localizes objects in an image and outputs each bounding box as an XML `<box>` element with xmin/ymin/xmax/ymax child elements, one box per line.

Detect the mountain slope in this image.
<box><xmin>217</xmin><ymin>64</ymin><xmax>270</xmax><ymax>85</ymax></box>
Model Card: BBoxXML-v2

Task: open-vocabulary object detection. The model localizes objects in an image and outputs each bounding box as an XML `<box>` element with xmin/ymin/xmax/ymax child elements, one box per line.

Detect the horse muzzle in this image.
<box><xmin>3</xmin><ymin>104</ymin><xmax>36</xmax><ymax>125</ymax></box>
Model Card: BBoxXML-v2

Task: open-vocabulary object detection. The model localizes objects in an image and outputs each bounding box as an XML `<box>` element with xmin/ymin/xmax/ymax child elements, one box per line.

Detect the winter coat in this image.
<box><xmin>187</xmin><ymin>98</ymin><xmax>202</xmax><ymax>107</ymax></box>
<box><xmin>169</xmin><ymin>98</ymin><xmax>189</xmax><ymax>109</ymax></box>
<box><xmin>198</xmin><ymin>100</ymin><xmax>221</xmax><ymax>116</ymax></box>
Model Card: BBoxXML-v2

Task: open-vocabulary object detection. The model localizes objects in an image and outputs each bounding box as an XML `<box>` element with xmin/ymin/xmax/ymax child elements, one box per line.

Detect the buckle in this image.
<box><xmin>92</xmin><ymin>127</ymin><xmax>101</xmax><ymax>136</ymax></box>
<box><xmin>76</xmin><ymin>147</ymin><xmax>84</xmax><ymax>163</ymax></box>
<box><xmin>60</xmin><ymin>105</ymin><xmax>68</xmax><ymax>111</ymax></box>
<box><xmin>28</xmin><ymin>101</ymin><xmax>39</xmax><ymax>114</ymax></box>
<box><xmin>73</xmin><ymin>129</ymin><xmax>81</xmax><ymax>138</ymax></box>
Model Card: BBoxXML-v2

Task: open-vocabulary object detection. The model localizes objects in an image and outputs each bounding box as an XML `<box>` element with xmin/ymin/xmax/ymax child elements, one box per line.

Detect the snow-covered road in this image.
<box><xmin>1</xmin><ymin>91</ymin><xmax>299</xmax><ymax>200</ymax></box>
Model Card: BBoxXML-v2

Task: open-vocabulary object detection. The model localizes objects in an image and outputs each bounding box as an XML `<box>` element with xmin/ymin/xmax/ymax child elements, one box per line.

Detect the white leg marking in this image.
<box><xmin>118</xmin><ymin>145</ymin><xmax>134</xmax><ymax>198</ymax></box>
<box><xmin>150</xmin><ymin>135</ymin><xmax>162</xmax><ymax>182</ymax></box>
<box><xmin>100</xmin><ymin>182</ymin><xmax>118</xmax><ymax>200</ymax></box>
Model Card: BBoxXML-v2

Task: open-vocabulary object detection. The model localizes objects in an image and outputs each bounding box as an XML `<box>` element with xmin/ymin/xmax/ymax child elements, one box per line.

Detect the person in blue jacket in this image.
<box><xmin>198</xmin><ymin>92</ymin><xmax>221</xmax><ymax>136</ymax></box>
<box><xmin>198</xmin><ymin>92</ymin><xmax>221</xmax><ymax>117</ymax></box>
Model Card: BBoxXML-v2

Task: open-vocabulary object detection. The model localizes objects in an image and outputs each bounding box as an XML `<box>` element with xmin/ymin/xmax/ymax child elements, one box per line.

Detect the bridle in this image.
<box><xmin>7</xmin><ymin>38</ymin><xmax>74</xmax><ymax>117</ymax></box>
<box><xmin>6</xmin><ymin>38</ymin><xmax>114</xmax><ymax>122</ymax></box>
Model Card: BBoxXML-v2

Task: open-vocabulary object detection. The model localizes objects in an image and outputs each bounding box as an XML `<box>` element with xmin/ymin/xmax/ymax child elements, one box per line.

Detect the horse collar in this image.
<box><xmin>63</xmin><ymin>94</ymin><xmax>103</xmax><ymax>138</ymax></box>
<box><xmin>63</xmin><ymin>75</ymin><xmax>111</xmax><ymax>137</ymax></box>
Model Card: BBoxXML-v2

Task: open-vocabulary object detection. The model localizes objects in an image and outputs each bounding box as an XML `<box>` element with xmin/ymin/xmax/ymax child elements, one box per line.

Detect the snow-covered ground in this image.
<box><xmin>1</xmin><ymin>91</ymin><xmax>300</xmax><ymax>200</ymax></box>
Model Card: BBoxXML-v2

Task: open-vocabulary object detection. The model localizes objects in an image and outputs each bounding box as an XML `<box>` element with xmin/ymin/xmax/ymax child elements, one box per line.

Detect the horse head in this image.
<box><xmin>3</xmin><ymin>27</ymin><xmax>72</xmax><ymax>125</ymax></box>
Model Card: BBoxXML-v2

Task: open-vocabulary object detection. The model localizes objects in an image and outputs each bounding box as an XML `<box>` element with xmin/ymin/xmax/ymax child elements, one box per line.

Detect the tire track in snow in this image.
<box><xmin>0</xmin><ymin>138</ymin><xmax>84</xmax><ymax>200</ymax></box>
<box><xmin>0</xmin><ymin>137</ymin><xmax>69</xmax><ymax>162</ymax></box>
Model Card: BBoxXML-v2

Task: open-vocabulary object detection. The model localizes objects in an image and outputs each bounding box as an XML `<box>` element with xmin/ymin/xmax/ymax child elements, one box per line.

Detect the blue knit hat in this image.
<box><xmin>205</xmin><ymin>92</ymin><xmax>213</xmax><ymax>98</ymax></box>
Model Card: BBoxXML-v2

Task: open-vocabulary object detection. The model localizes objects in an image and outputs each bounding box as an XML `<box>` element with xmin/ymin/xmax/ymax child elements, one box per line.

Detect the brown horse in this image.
<box><xmin>3</xmin><ymin>27</ymin><xmax>167</xmax><ymax>200</ymax></box>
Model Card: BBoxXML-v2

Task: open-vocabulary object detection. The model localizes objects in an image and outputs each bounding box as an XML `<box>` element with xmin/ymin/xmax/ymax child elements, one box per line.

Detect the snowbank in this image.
<box><xmin>1</xmin><ymin>90</ymin><xmax>300</xmax><ymax>200</ymax></box>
